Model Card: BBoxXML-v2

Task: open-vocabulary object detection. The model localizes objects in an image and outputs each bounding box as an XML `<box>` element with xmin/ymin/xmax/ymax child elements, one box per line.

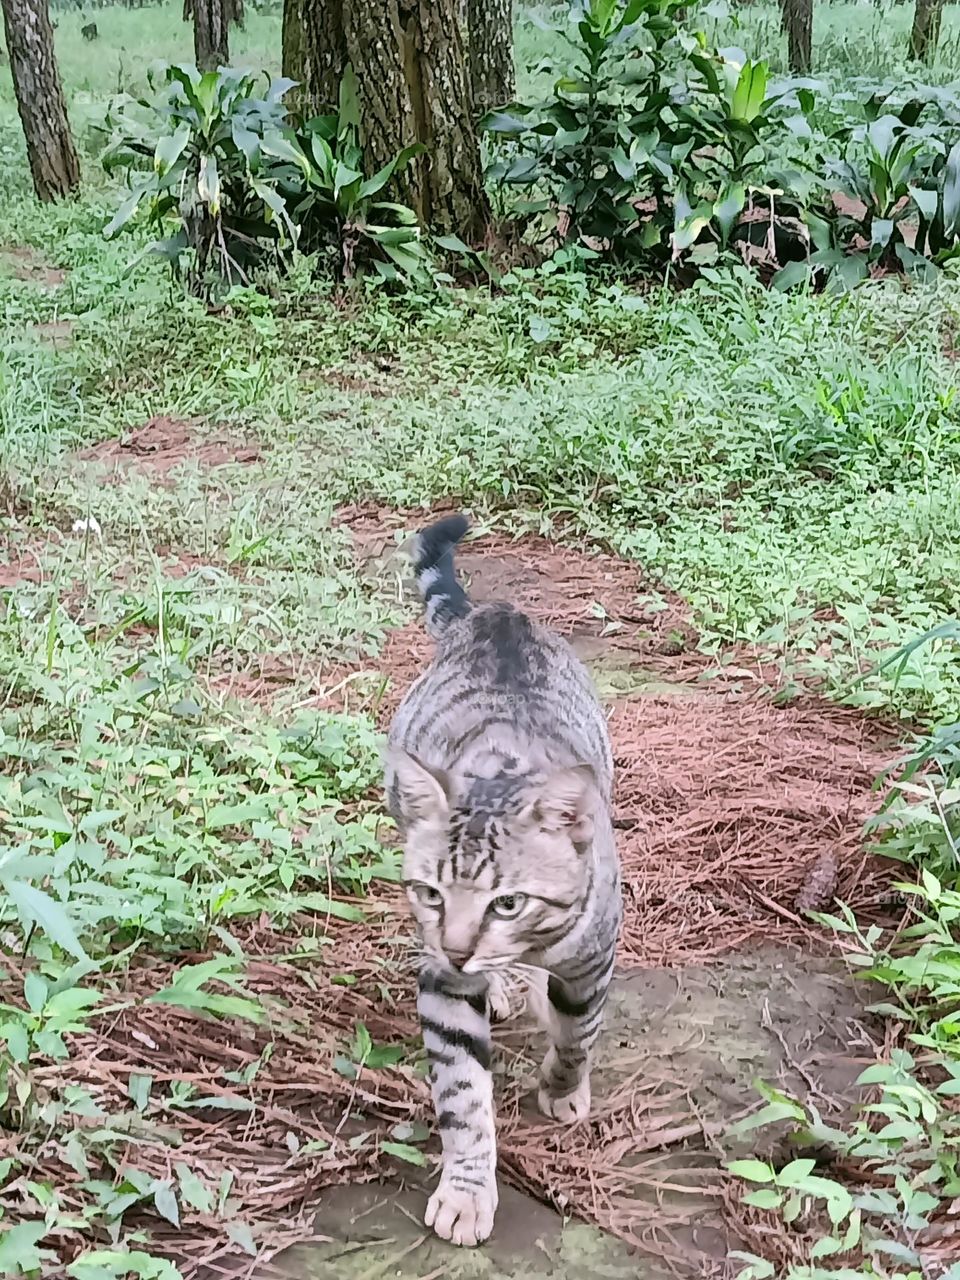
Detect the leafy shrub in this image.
<box><xmin>487</xmin><ymin>0</ymin><xmax>960</xmax><ymax>288</ymax></box>
<box><xmin>102</xmin><ymin>63</ymin><xmax>431</xmax><ymax>295</ymax></box>
<box><xmin>770</xmin><ymin>87</ymin><xmax>960</xmax><ymax>291</ymax></box>
<box><xmin>483</xmin><ymin>0</ymin><xmax>814</xmax><ymax>263</ymax></box>
<box><xmin>283</xmin><ymin>67</ymin><xmax>430</xmax><ymax>284</ymax></box>
<box><xmin>483</xmin><ymin>0</ymin><xmax>689</xmax><ymax>254</ymax></box>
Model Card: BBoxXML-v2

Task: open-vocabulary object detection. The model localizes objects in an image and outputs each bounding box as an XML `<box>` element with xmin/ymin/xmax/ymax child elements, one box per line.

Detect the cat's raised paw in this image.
<box><xmin>538</xmin><ymin>1073</ymin><xmax>591</xmax><ymax>1125</ymax></box>
<box><xmin>425</xmin><ymin>1178</ymin><xmax>498</xmax><ymax>1247</ymax></box>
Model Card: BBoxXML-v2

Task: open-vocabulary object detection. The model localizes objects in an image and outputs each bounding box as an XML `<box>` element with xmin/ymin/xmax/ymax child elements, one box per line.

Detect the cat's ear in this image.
<box><xmin>388</xmin><ymin>749</ymin><xmax>451</xmax><ymax>824</ymax></box>
<box><xmin>524</xmin><ymin>765</ymin><xmax>598</xmax><ymax>842</ymax></box>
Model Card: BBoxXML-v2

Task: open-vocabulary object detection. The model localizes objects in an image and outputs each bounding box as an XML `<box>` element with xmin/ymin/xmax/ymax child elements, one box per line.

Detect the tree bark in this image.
<box><xmin>283</xmin><ymin>0</ymin><xmax>345</xmax><ymax>116</ymax></box>
<box><xmin>182</xmin><ymin>0</ymin><xmax>243</xmax><ymax>70</ymax></box>
<box><xmin>780</xmin><ymin>0</ymin><xmax>812</xmax><ymax>73</ymax></box>
<box><xmin>293</xmin><ymin>0</ymin><xmax>490</xmax><ymax>238</ymax></box>
<box><xmin>466</xmin><ymin>0</ymin><xmax>514</xmax><ymax>112</ymax></box>
<box><xmin>0</xmin><ymin>0</ymin><xmax>79</xmax><ymax>201</ymax></box>
<box><xmin>909</xmin><ymin>0</ymin><xmax>943</xmax><ymax>61</ymax></box>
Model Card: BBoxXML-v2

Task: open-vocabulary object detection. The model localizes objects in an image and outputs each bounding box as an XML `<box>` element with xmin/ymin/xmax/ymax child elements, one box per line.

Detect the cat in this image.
<box><xmin>384</xmin><ymin>513</ymin><xmax>622</xmax><ymax>1247</ymax></box>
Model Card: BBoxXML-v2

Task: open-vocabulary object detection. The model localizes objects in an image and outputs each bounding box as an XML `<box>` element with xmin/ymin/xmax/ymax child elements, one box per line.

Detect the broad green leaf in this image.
<box><xmin>44</xmin><ymin>986</ymin><xmax>100</xmax><ymax>1022</ymax></box>
<box><xmin>231</xmin><ymin>120</ymin><xmax>260</xmax><ymax>167</ymax></box>
<box><xmin>731</xmin><ymin>60</ymin><xmax>769</xmax><ymax>122</ymax></box>
<box><xmin>381</xmin><ymin>1141</ymin><xmax>427</xmax><ymax>1166</ymax></box>
<box><xmin>871</xmin><ymin>218</ymin><xmax>894</xmax><ymax>248</ymax></box>
<box><xmin>866</xmin><ymin>114</ymin><xmax>901</xmax><ymax>163</ymax></box>
<box><xmin>691</xmin><ymin>52</ymin><xmax>721</xmax><ymax>97</ymax></box>
<box><xmin>260</xmin><ymin>130</ymin><xmax>308</xmax><ymax>170</ymax></box>
<box><xmin>351</xmin><ymin>1022</ymin><xmax>373</xmax><ymax>1063</ymax></box>
<box><xmin>204</xmin><ymin>802</ymin><xmax>269</xmax><ymax>830</ymax></box>
<box><xmin>295</xmin><ymin>893</ymin><xmax>364</xmax><ymax>921</ymax></box>
<box><xmin>909</xmin><ymin>183</ymin><xmax>938</xmax><ymax>219</ymax></box>
<box><xmin>743</xmin><ymin>1188</ymin><xmax>782</xmax><ymax>1209</ymax></box>
<box><xmin>175</xmin><ymin>1162</ymin><xmax>214</xmax><ymax>1213</ymax></box>
<box><xmin>728</xmin><ymin>1159</ymin><xmax>774</xmax><ymax>1183</ymax></box>
<box><xmin>943</xmin><ymin>139</ymin><xmax>960</xmax><ymax>239</ymax></box>
<box><xmin>772</xmin><ymin>260</ymin><xmax>812</xmax><ymax>291</ymax></box>
<box><xmin>357</xmin><ymin>157</ymin><xmax>399</xmax><ymax>200</ymax></box>
<box><xmin>68</xmin><ymin>1249</ymin><xmax>183</xmax><ymax>1279</ymax></box>
<box><xmin>24</xmin><ymin>971</ymin><xmax>48</xmax><ymax>1013</ymax></box>
<box><xmin>7</xmin><ymin>881</ymin><xmax>87</xmax><ymax>960</ymax></box>
<box><xmin>166</xmin><ymin>64</ymin><xmax>203</xmax><ymax>115</ymax></box>
<box><xmin>153</xmin><ymin>1182</ymin><xmax>180</xmax><ymax>1228</ymax></box>
<box><xmin>775</xmin><ymin>1158</ymin><xmax>819</xmax><ymax>1186</ymax></box>
<box><xmin>154</xmin><ymin>124</ymin><xmax>191</xmax><ymax>177</ymax></box>
<box><xmin>226</xmin><ymin>1222</ymin><xmax>257</xmax><ymax>1257</ymax></box>
<box><xmin>333</xmin><ymin>159</ymin><xmax>363</xmax><ymax>198</ymax></box>
<box><xmin>266</xmin><ymin>76</ymin><xmax>299</xmax><ymax>103</ymax></box>
<box><xmin>435</xmin><ymin>233</ymin><xmax>473</xmax><ymax>254</ymax></box>
<box><xmin>128</xmin><ymin>1072</ymin><xmax>152</xmax><ymax>1112</ymax></box>
<box><xmin>0</xmin><ymin>1222</ymin><xmax>50</xmax><ymax>1276</ymax></box>
<box><xmin>714</xmin><ymin>183</ymin><xmax>745</xmax><ymax>245</ymax></box>
<box><xmin>195</xmin><ymin>69</ymin><xmax>223</xmax><ymax>123</ymax></box>
<box><xmin>479</xmin><ymin>109</ymin><xmax>533</xmax><ymax>134</ymax></box>
<box><xmin>197</xmin><ymin>153</ymin><xmax>221</xmax><ymax>214</ymax></box>
<box><xmin>1</xmin><ymin>1019</ymin><xmax>30</xmax><ymax>1064</ymax></box>
<box><xmin>104</xmin><ymin>187</ymin><xmax>149</xmax><ymax>239</ymax></box>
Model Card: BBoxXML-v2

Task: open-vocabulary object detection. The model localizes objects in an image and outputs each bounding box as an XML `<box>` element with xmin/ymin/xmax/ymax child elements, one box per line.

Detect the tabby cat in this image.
<box><xmin>385</xmin><ymin>514</ymin><xmax>622</xmax><ymax>1247</ymax></box>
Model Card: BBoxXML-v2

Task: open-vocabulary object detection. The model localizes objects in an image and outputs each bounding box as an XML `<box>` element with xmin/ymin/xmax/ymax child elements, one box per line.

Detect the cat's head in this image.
<box><xmin>389</xmin><ymin>750</ymin><xmax>599</xmax><ymax>974</ymax></box>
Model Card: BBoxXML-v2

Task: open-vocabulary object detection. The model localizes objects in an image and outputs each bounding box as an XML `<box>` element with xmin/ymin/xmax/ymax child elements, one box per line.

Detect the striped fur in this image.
<box><xmin>385</xmin><ymin>514</ymin><xmax>622</xmax><ymax>1247</ymax></box>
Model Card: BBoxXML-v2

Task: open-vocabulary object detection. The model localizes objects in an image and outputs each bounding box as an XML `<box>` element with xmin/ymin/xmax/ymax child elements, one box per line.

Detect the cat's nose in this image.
<box><xmin>446</xmin><ymin>949</ymin><xmax>471</xmax><ymax>970</ymax></box>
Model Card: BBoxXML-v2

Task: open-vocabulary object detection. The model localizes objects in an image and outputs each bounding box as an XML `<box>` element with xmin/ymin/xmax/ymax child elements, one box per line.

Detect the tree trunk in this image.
<box><xmin>909</xmin><ymin>0</ymin><xmax>943</xmax><ymax>61</ymax></box>
<box><xmin>0</xmin><ymin>0</ymin><xmax>79</xmax><ymax>201</ymax></box>
<box><xmin>182</xmin><ymin>0</ymin><xmax>242</xmax><ymax>70</ymax></box>
<box><xmin>780</xmin><ymin>0</ymin><xmax>812</xmax><ymax>72</ymax></box>
<box><xmin>466</xmin><ymin>0</ymin><xmax>514</xmax><ymax>112</ymax></box>
<box><xmin>294</xmin><ymin>0</ymin><xmax>490</xmax><ymax>238</ymax></box>
<box><xmin>283</xmin><ymin>0</ymin><xmax>345</xmax><ymax>117</ymax></box>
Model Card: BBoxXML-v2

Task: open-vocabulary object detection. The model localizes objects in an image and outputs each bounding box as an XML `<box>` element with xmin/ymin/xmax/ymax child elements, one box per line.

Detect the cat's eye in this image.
<box><xmin>413</xmin><ymin>884</ymin><xmax>443</xmax><ymax>908</ymax></box>
<box><xmin>491</xmin><ymin>893</ymin><xmax>527</xmax><ymax>918</ymax></box>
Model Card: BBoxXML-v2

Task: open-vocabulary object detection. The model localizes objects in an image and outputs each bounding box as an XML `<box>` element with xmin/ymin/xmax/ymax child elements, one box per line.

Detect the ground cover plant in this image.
<box><xmin>3</xmin><ymin>2</ymin><xmax>960</xmax><ymax>1278</ymax></box>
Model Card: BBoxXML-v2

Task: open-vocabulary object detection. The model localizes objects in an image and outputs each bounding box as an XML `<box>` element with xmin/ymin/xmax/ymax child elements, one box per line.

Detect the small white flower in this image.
<box><xmin>71</xmin><ymin>516</ymin><xmax>103</xmax><ymax>538</ymax></box>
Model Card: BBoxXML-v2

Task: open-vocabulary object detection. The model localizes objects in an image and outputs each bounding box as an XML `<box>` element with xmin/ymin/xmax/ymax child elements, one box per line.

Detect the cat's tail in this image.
<box><xmin>412</xmin><ymin>513</ymin><xmax>471</xmax><ymax>638</ymax></box>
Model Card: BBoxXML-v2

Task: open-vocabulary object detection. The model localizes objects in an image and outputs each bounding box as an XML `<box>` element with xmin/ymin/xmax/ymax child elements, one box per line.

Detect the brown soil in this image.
<box><xmin>77</xmin><ymin>416</ymin><xmax>261</xmax><ymax>474</ymax></box>
<box><xmin>0</xmin><ymin>548</ymin><xmax>48</xmax><ymax>589</ymax></box>
<box><xmin>0</xmin><ymin>244</ymin><xmax>67</xmax><ymax>288</ymax></box>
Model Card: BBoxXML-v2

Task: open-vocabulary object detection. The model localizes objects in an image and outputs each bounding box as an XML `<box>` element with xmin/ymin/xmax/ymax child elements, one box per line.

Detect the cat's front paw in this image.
<box><xmin>538</xmin><ymin>1070</ymin><xmax>591</xmax><ymax>1124</ymax></box>
<box><xmin>425</xmin><ymin>1176</ymin><xmax>498</xmax><ymax>1247</ymax></box>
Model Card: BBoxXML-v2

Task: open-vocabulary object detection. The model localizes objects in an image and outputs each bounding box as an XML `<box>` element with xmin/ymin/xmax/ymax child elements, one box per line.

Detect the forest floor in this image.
<box><xmin>2</xmin><ymin>407</ymin><xmax>902</xmax><ymax>1274</ymax></box>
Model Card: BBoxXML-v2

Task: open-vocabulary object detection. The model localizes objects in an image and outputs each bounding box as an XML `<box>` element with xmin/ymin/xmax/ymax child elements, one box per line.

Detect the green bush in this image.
<box><xmin>486</xmin><ymin>0</ymin><xmax>960</xmax><ymax>287</ymax></box>
<box><xmin>102</xmin><ymin>63</ymin><xmax>431</xmax><ymax>295</ymax></box>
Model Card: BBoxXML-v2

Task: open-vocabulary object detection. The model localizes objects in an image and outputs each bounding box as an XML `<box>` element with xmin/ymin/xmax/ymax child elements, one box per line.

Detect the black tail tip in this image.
<box><xmin>413</xmin><ymin>513</ymin><xmax>469</xmax><ymax>571</ymax></box>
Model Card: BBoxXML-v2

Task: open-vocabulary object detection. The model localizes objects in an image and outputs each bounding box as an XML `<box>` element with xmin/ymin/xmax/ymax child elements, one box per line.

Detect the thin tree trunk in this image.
<box><xmin>910</xmin><ymin>0</ymin><xmax>943</xmax><ymax>61</ymax></box>
<box><xmin>0</xmin><ymin>0</ymin><xmax>80</xmax><ymax>201</ymax></box>
<box><xmin>780</xmin><ymin>0</ymin><xmax>812</xmax><ymax>72</ymax></box>
<box><xmin>183</xmin><ymin>0</ymin><xmax>237</xmax><ymax>70</ymax></box>
<box><xmin>467</xmin><ymin>0</ymin><xmax>514</xmax><ymax>112</ymax></box>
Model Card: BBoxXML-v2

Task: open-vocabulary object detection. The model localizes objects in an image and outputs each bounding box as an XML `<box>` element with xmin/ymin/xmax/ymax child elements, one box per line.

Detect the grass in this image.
<box><xmin>4</xmin><ymin>2</ymin><xmax>960</xmax><ymax>1276</ymax></box>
